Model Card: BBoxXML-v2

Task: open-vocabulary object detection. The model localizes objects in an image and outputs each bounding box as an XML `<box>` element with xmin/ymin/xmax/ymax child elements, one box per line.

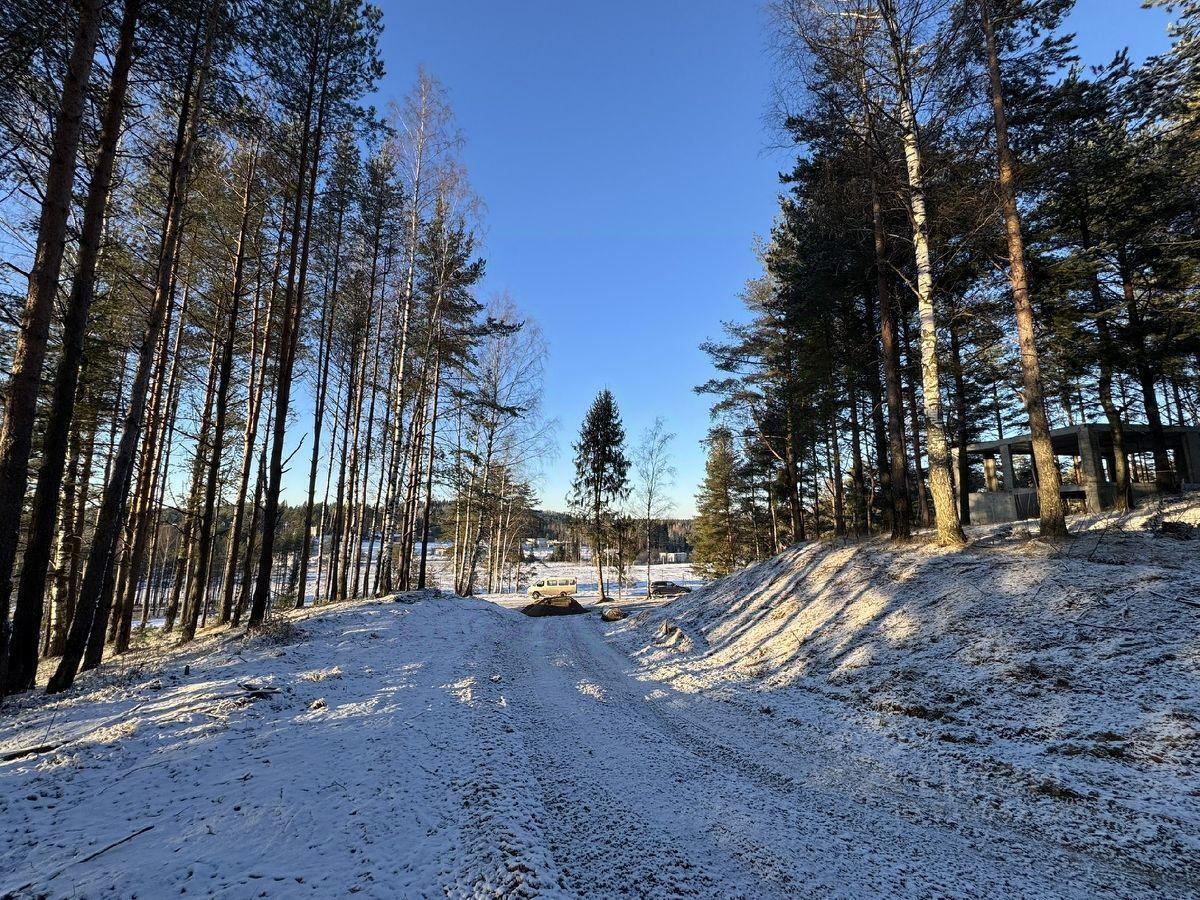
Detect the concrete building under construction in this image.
<box><xmin>961</xmin><ymin>424</ymin><xmax>1200</xmax><ymax>525</ymax></box>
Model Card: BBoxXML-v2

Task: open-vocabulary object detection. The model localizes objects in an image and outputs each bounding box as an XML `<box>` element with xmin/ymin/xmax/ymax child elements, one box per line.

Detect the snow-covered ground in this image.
<box><xmin>608</xmin><ymin>498</ymin><xmax>1200</xmax><ymax>892</ymax></box>
<box><xmin>1</xmin><ymin>502</ymin><xmax>1196</xmax><ymax>897</ymax></box>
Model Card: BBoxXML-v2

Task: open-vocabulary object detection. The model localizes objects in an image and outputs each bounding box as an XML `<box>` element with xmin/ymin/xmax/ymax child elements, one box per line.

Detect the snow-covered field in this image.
<box><xmin>296</xmin><ymin>543</ymin><xmax>698</xmax><ymax>607</ymax></box>
<box><xmin>1</xmin><ymin>501</ymin><xmax>1196</xmax><ymax>897</ymax></box>
<box><xmin>431</xmin><ymin>559</ymin><xmax>701</xmax><ymax>607</ymax></box>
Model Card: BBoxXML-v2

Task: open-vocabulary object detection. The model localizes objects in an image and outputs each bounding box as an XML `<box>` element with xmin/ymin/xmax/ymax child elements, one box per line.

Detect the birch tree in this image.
<box><xmin>633</xmin><ymin>418</ymin><xmax>676</xmax><ymax>590</ymax></box>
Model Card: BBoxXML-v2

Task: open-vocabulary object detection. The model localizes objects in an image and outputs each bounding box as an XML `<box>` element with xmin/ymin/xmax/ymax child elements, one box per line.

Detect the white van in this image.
<box><xmin>527</xmin><ymin>576</ymin><xmax>578</xmax><ymax>600</ymax></box>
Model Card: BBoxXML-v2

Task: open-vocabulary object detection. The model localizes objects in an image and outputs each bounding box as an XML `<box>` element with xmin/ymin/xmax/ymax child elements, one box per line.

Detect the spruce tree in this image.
<box><xmin>570</xmin><ymin>389</ymin><xmax>629</xmax><ymax>600</ymax></box>
<box><xmin>692</xmin><ymin>427</ymin><xmax>746</xmax><ymax>580</ymax></box>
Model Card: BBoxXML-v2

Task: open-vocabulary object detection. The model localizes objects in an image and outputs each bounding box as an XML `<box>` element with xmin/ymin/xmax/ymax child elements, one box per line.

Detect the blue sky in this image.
<box><xmin>292</xmin><ymin>0</ymin><xmax>1174</xmax><ymax>517</ymax></box>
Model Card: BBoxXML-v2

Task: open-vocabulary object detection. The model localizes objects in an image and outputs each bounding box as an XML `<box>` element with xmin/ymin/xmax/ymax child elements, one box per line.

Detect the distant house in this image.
<box><xmin>520</xmin><ymin>538</ymin><xmax>555</xmax><ymax>560</ymax></box>
<box><xmin>413</xmin><ymin>540</ymin><xmax>453</xmax><ymax>557</ymax></box>
<box><xmin>658</xmin><ymin>552</ymin><xmax>690</xmax><ymax>564</ymax></box>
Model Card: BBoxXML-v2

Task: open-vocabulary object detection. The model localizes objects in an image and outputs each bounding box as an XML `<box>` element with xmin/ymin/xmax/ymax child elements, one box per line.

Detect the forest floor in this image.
<box><xmin>0</xmin><ymin>500</ymin><xmax>1197</xmax><ymax>898</ymax></box>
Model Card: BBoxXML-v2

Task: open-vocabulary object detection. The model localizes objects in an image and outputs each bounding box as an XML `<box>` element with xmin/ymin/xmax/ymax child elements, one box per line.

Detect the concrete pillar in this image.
<box><xmin>1179</xmin><ymin>430</ymin><xmax>1200</xmax><ymax>484</ymax></box>
<box><xmin>984</xmin><ymin>455</ymin><xmax>1000</xmax><ymax>492</ymax></box>
<box><xmin>999</xmin><ymin>444</ymin><xmax>1016</xmax><ymax>492</ymax></box>
<box><xmin>1077</xmin><ymin>426</ymin><xmax>1105</xmax><ymax>513</ymax></box>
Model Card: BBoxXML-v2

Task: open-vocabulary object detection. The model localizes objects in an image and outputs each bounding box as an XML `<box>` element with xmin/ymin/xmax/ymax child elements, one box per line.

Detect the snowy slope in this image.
<box><xmin>609</xmin><ymin>499</ymin><xmax>1200</xmax><ymax>884</ymax></box>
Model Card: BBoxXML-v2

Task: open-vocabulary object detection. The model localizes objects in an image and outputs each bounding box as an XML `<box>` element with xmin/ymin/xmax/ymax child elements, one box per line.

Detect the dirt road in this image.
<box><xmin>0</xmin><ymin>596</ymin><xmax>1186</xmax><ymax>897</ymax></box>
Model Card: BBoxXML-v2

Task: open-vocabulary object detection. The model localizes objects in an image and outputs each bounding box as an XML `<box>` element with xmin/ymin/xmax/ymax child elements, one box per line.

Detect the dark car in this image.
<box><xmin>648</xmin><ymin>580</ymin><xmax>692</xmax><ymax>597</ymax></box>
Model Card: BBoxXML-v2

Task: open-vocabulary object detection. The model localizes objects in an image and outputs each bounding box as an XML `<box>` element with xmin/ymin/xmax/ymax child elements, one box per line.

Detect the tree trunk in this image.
<box><xmin>330</xmin><ymin>344</ymin><xmax>358</xmax><ymax>602</ymax></box>
<box><xmin>948</xmin><ymin>310</ymin><xmax>971</xmax><ymax>525</ymax></box>
<box><xmin>416</xmin><ymin>351</ymin><xmax>442</xmax><ymax>590</ymax></box>
<box><xmin>181</xmin><ymin>151</ymin><xmax>256</xmax><ymax>641</ymax></box>
<box><xmin>219</xmin><ymin>201</ymin><xmax>282</xmax><ymax>623</ymax></box>
<box><xmin>863</xmin><ymin>73</ymin><xmax>910</xmax><ymax>540</ymax></box>
<box><xmin>300</xmin><ymin>207</ymin><xmax>345</xmax><ymax>605</ymax></box>
<box><xmin>829</xmin><ymin>420</ymin><xmax>846</xmax><ymax>537</ymax></box>
<box><xmin>249</xmin><ymin>34</ymin><xmax>326</xmax><ymax>627</ymax></box>
<box><xmin>352</xmin><ymin>247</ymin><xmax>387</xmax><ymax>596</ymax></box>
<box><xmin>168</xmin><ymin>329</ymin><xmax>221</xmax><ymax>637</ymax></box>
<box><xmin>1079</xmin><ymin>219</ymin><xmax>1132</xmax><ymax>511</ymax></box>
<box><xmin>360</xmin><ymin>207</ymin><xmax>391</xmax><ymax>597</ymax></box>
<box><xmin>314</xmin><ymin>390</ymin><xmax>341</xmax><ymax>603</ymax></box>
<box><xmin>297</xmin><ymin>169</ymin><xmax>346</xmax><ymax>609</ymax></box>
<box><xmin>784</xmin><ymin>408</ymin><xmax>804</xmax><ymax>542</ymax></box>
<box><xmin>114</xmin><ymin>249</ymin><xmax>187</xmax><ymax>652</ymax></box>
<box><xmin>399</xmin><ymin>385</ymin><xmax>430</xmax><ymax>591</ymax></box>
<box><xmin>55</xmin><ymin>415</ymin><xmax>98</xmax><ymax>655</ymax></box>
<box><xmin>116</xmin><ymin>246</ymin><xmax>194</xmax><ymax>651</ymax></box>
<box><xmin>860</xmin><ymin>288</ymin><xmax>892</xmax><ymax>532</ymax></box>
<box><xmin>235</xmin><ymin>378</ymin><xmax>274</xmax><ymax>626</ymax></box>
<box><xmin>848</xmin><ymin>389</ymin><xmax>868</xmax><ymax>536</ymax></box>
<box><xmin>2</xmin><ymin>0</ymin><xmax>139</xmax><ymax>692</ymax></box>
<box><xmin>47</xmin><ymin>1</ymin><xmax>217</xmax><ymax>693</ymax></box>
<box><xmin>342</xmin><ymin>331</ymin><xmax>367</xmax><ymax>598</ymax></box>
<box><xmin>400</xmin><ymin>311</ymin><xmax>447</xmax><ymax>593</ymax></box>
<box><xmin>462</xmin><ymin>434</ymin><xmax>495</xmax><ymax>597</ymax></box>
<box><xmin>45</xmin><ymin>419</ymin><xmax>87</xmax><ymax>658</ymax></box>
<box><xmin>0</xmin><ymin>0</ymin><xmax>104</xmax><ymax>681</ymax></box>
<box><xmin>1118</xmin><ymin>251</ymin><xmax>1173</xmax><ymax>492</ymax></box>
<box><xmin>138</xmin><ymin>271</ymin><xmax>194</xmax><ymax>630</ymax></box>
<box><xmin>979</xmin><ymin>0</ymin><xmax>1065</xmax><ymax>537</ymax></box>
<box><xmin>900</xmin><ymin>312</ymin><xmax>932</xmax><ymax>528</ymax></box>
<box><xmin>378</xmin><ymin>132</ymin><xmax>427</xmax><ymax>596</ymax></box>
<box><xmin>594</xmin><ymin>507</ymin><xmax>606</xmax><ymax>601</ymax></box>
<box><xmin>879</xmin><ymin>0</ymin><xmax>963</xmax><ymax>546</ymax></box>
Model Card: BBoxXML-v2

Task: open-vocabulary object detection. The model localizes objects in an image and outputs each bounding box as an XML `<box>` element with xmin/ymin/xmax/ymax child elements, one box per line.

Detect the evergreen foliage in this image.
<box><xmin>692</xmin><ymin>427</ymin><xmax>752</xmax><ymax>579</ymax></box>
<box><xmin>571</xmin><ymin>389</ymin><xmax>630</xmax><ymax>598</ymax></box>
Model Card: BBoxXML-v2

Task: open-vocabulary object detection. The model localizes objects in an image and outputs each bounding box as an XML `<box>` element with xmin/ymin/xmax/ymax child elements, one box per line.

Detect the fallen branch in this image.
<box><xmin>0</xmin><ymin>700</ymin><xmax>147</xmax><ymax>763</ymax></box>
<box><xmin>12</xmin><ymin>825</ymin><xmax>154</xmax><ymax>893</ymax></box>
<box><xmin>1140</xmin><ymin>589</ymin><xmax>1200</xmax><ymax>611</ymax></box>
<box><xmin>236</xmin><ymin>682</ymin><xmax>281</xmax><ymax>699</ymax></box>
<box><xmin>0</xmin><ymin>743</ymin><xmax>57</xmax><ymax>762</ymax></box>
<box><xmin>1074</xmin><ymin>619</ymin><xmax>1141</xmax><ymax>635</ymax></box>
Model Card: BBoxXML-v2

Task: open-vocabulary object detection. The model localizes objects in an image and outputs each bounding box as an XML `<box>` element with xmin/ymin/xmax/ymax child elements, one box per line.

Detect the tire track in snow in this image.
<box><xmin>500</xmin><ymin>617</ymin><xmax>781</xmax><ymax>898</ymax></box>
<box><xmin>439</xmin><ymin>633</ymin><xmax>566</xmax><ymax>898</ymax></box>
<box><xmin>499</xmin><ymin>611</ymin><xmax>1174</xmax><ymax>899</ymax></box>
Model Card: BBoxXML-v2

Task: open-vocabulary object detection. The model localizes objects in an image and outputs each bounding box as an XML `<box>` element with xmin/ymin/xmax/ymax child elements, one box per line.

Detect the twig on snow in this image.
<box><xmin>12</xmin><ymin>825</ymin><xmax>154</xmax><ymax>893</ymax></box>
<box><xmin>1139</xmin><ymin>589</ymin><xmax>1200</xmax><ymax>611</ymax></box>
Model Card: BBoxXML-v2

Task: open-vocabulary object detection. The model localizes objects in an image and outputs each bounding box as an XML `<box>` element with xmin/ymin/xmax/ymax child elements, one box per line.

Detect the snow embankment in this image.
<box><xmin>612</xmin><ymin>499</ymin><xmax>1200</xmax><ymax>879</ymax></box>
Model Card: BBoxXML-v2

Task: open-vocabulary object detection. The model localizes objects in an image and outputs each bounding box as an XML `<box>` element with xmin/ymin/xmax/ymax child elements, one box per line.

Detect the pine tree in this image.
<box><xmin>971</xmin><ymin>0</ymin><xmax>1073</xmax><ymax>538</ymax></box>
<box><xmin>2</xmin><ymin>0</ymin><xmax>141</xmax><ymax>693</ymax></box>
<box><xmin>0</xmin><ymin>0</ymin><xmax>105</xmax><ymax>686</ymax></box>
